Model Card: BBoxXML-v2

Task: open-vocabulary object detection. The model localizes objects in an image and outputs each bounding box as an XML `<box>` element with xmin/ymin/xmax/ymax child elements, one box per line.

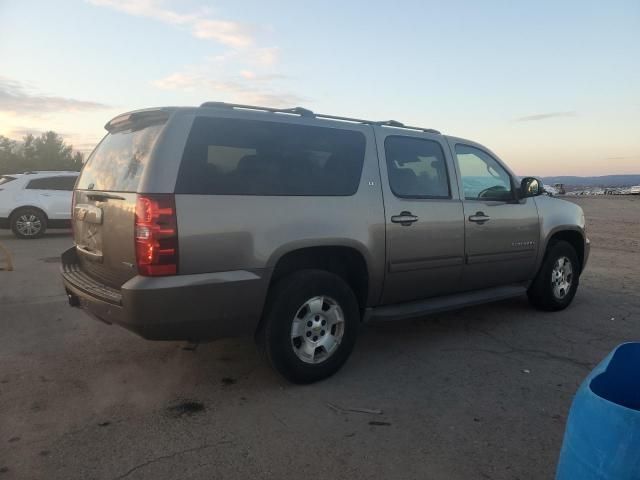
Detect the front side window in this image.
<box><xmin>176</xmin><ymin>117</ymin><xmax>366</xmax><ymax>196</ymax></box>
<box><xmin>455</xmin><ymin>144</ymin><xmax>513</xmax><ymax>201</ymax></box>
<box><xmin>384</xmin><ymin>136</ymin><xmax>450</xmax><ymax>198</ymax></box>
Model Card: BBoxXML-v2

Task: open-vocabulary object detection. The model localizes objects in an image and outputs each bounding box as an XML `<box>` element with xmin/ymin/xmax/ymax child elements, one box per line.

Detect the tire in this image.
<box><xmin>260</xmin><ymin>269</ymin><xmax>360</xmax><ymax>384</ymax></box>
<box><xmin>11</xmin><ymin>208</ymin><xmax>47</xmax><ymax>239</ymax></box>
<box><xmin>528</xmin><ymin>240</ymin><xmax>580</xmax><ymax>311</ymax></box>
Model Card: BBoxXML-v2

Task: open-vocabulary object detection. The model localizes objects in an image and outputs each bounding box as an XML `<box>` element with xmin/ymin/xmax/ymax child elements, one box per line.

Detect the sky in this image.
<box><xmin>0</xmin><ymin>0</ymin><xmax>638</xmax><ymax>176</ymax></box>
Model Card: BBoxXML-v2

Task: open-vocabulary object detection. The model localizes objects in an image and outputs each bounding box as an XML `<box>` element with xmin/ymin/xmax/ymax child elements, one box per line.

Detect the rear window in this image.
<box><xmin>76</xmin><ymin>123</ymin><xmax>165</xmax><ymax>192</ymax></box>
<box><xmin>0</xmin><ymin>176</ymin><xmax>16</xmax><ymax>186</ymax></box>
<box><xmin>175</xmin><ymin>117</ymin><xmax>366</xmax><ymax>196</ymax></box>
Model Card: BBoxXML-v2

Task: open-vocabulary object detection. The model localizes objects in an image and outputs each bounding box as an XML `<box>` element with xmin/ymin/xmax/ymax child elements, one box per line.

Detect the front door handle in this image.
<box><xmin>468</xmin><ymin>211</ymin><xmax>490</xmax><ymax>224</ymax></box>
<box><xmin>391</xmin><ymin>211</ymin><xmax>418</xmax><ymax>226</ymax></box>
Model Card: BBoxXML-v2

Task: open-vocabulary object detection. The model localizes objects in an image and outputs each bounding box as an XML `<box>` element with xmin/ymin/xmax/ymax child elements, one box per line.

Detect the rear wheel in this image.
<box><xmin>528</xmin><ymin>240</ymin><xmax>580</xmax><ymax>311</ymax></box>
<box><xmin>260</xmin><ymin>270</ymin><xmax>359</xmax><ymax>384</ymax></box>
<box><xmin>11</xmin><ymin>208</ymin><xmax>47</xmax><ymax>239</ymax></box>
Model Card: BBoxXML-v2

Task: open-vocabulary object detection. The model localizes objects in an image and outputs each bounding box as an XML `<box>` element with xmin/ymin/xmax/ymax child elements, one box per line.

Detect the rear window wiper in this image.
<box><xmin>85</xmin><ymin>192</ymin><xmax>126</xmax><ymax>201</ymax></box>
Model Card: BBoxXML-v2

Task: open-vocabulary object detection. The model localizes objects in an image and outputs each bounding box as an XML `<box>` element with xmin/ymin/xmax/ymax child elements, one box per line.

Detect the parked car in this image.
<box><xmin>61</xmin><ymin>103</ymin><xmax>590</xmax><ymax>383</ymax></box>
<box><xmin>0</xmin><ymin>171</ymin><xmax>79</xmax><ymax>239</ymax></box>
<box><xmin>553</xmin><ymin>183</ymin><xmax>566</xmax><ymax>195</ymax></box>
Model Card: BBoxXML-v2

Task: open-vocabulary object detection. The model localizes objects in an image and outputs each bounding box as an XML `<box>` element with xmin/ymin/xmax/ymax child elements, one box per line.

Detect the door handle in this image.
<box><xmin>468</xmin><ymin>211</ymin><xmax>490</xmax><ymax>224</ymax></box>
<box><xmin>391</xmin><ymin>211</ymin><xmax>418</xmax><ymax>226</ymax></box>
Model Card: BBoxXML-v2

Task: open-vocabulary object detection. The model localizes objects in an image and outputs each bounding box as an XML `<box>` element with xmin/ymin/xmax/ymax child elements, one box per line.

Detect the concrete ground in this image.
<box><xmin>0</xmin><ymin>196</ymin><xmax>638</xmax><ymax>480</ymax></box>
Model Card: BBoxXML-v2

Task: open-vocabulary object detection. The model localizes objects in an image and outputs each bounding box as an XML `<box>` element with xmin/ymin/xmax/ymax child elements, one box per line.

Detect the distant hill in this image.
<box><xmin>541</xmin><ymin>175</ymin><xmax>640</xmax><ymax>187</ymax></box>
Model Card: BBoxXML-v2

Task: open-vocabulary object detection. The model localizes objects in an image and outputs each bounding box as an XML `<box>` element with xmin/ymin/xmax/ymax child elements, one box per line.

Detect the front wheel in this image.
<box><xmin>528</xmin><ymin>240</ymin><xmax>580</xmax><ymax>311</ymax></box>
<box><xmin>260</xmin><ymin>270</ymin><xmax>360</xmax><ymax>384</ymax></box>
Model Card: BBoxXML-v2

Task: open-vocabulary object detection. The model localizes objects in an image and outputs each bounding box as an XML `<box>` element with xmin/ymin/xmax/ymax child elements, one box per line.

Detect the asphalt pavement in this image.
<box><xmin>1</xmin><ymin>196</ymin><xmax>638</xmax><ymax>479</ymax></box>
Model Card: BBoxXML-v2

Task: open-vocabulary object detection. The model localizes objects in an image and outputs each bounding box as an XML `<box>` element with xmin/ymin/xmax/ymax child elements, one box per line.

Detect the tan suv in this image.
<box><xmin>61</xmin><ymin>102</ymin><xmax>590</xmax><ymax>383</ymax></box>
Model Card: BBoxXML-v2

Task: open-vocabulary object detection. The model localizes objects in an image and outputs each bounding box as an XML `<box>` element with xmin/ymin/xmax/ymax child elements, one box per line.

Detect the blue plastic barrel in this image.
<box><xmin>556</xmin><ymin>342</ymin><xmax>640</xmax><ymax>479</ymax></box>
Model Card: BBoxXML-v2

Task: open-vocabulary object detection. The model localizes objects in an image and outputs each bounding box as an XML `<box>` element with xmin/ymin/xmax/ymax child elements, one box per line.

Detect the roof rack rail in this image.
<box><xmin>199</xmin><ymin>101</ymin><xmax>440</xmax><ymax>134</ymax></box>
<box><xmin>377</xmin><ymin>120</ymin><xmax>405</xmax><ymax>128</ymax></box>
<box><xmin>200</xmin><ymin>101</ymin><xmax>313</xmax><ymax>117</ymax></box>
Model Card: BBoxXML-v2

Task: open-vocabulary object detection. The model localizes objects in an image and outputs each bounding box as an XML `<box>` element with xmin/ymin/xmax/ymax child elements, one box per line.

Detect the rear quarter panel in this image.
<box><xmin>174</xmin><ymin>118</ymin><xmax>386</xmax><ymax>306</ymax></box>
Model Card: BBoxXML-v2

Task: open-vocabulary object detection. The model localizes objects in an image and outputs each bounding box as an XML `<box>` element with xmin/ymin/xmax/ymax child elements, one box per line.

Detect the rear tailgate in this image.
<box><xmin>73</xmin><ymin>191</ymin><xmax>138</xmax><ymax>288</ymax></box>
<box><xmin>72</xmin><ymin>113</ymin><xmax>167</xmax><ymax>289</ymax></box>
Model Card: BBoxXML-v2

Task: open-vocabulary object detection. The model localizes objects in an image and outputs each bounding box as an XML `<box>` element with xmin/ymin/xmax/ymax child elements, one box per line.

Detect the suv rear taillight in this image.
<box><xmin>134</xmin><ymin>194</ymin><xmax>178</xmax><ymax>276</ymax></box>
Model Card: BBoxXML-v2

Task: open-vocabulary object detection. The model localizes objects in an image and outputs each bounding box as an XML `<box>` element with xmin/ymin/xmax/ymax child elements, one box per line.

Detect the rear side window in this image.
<box><xmin>76</xmin><ymin>123</ymin><xmax>165</xmax><ymax>192</ymax></box>
<box><xmin>176</xmin><ymin>117</ymin><xmax>366</xmax><ymax>196</ymax></box>
<box><xmin>26</xmin><ymin>176</ymin><xmax>77</xmax><ymax>191</ymax></box>
<box><xmin>384</xmin><ymin>136</ymin><xmax>450</xmax><ymax>198</ymax></box>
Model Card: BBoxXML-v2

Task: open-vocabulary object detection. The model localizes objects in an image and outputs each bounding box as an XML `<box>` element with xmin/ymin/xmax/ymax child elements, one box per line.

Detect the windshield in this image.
<box><xmin>76</xmin><ymin>123</ymin><xmax>165</xmax><ymax>192</ymax></box>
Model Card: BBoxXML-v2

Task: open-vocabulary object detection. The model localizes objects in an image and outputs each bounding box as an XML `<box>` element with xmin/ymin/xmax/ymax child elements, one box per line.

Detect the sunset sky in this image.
<box><xmin>1</xmin><ymin>0</ymin><xmax>638</xmax><ymax>176</ymax></box>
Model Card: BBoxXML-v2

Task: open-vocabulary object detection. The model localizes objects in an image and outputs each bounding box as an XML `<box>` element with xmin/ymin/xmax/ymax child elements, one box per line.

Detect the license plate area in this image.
<box><xmin>74</xmin><ymin>204</ymin><xmax>104</xmax><ymax>262</ymax></box>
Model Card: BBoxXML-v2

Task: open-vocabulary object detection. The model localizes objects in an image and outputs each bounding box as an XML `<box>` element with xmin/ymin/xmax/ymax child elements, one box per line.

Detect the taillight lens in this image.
<box><xmin>134</xmin><ymin>194</ymin><xmax>178</xmax><ymax>276</ymax></box>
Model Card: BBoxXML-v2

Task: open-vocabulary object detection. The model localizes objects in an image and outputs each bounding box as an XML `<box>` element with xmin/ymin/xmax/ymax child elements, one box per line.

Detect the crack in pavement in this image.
<box><xmin>112</xmin><ymin>441</ymin><xmax>230</xmax><ymax>480</ymax></box>
<box><xmin>442</xmin><ymin>346</ymin><xmax>593</xmax><ymax>370</ymax></box>
<box><xmin>457</xmin><ymin>321</ymin><xmax>594</xmax><ymax>370</ymax></box>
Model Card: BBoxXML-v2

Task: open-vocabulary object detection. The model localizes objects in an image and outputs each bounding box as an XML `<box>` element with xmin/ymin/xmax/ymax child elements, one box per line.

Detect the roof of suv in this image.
<box><xmin>105</xmin><ymin>102</ymin><xmax>443</xmax><ymax>136</ymax></box>
<box><xmin>104</xmin><ymin>103</ymin><xmax>500</xmax><ymax>160</ymax></box>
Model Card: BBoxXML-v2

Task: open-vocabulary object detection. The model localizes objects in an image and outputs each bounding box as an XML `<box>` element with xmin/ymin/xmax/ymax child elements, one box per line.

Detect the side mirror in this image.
<box><xmin>520</xmin><ymin>177</ymin><xmax>542</xmax><ymax>198</ymax></box>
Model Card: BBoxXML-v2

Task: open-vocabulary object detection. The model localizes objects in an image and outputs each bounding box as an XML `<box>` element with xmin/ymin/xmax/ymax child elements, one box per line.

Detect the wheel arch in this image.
<box><xmin>544</xmin><ymin>227</ymin><xmax>585</xmax><ymax>273</ymax></box>
<box><xmin>266</xmin><ymin>242</ymin><xmax>372</xmax><ymax>311</ymax></box>
<box><xmin>9</xmin><ymin>205</ymin><xmax>49</xmax><ymax>223</ymax></box>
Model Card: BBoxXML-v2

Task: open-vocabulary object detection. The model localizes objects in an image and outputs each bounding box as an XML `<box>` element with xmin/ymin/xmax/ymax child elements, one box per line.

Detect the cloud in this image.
<box><xmin>0</xmin><ymin>77</ymin><xmax>109</xmax><ymax>115</ymax></box>
<box><xmin>94</xmin><ymin>2</ymin><xmax>295</xmax><ymax>107</ymax></box>
<box><xmin>191</xmin><ymin>19</ymin><xmax>252</xmax><ymax>48</ymax></box>
<box><xmin>151</xmin><ymin>72</ymin><xmax>203</xmax><ymax>91</ymax></box>
<box><xmin>87</xmin><ymin>0</ymin><xmax>253</xmax><ymax>48</ymax></box>
<box><xmin>514</xmin><ymin>111</ymin><xmax>576</xmax><ymax>122</ymax></box>
<box><xmin>254</xmin><ymin>47</ymin><xmax>279</xmax><ymax>66</ymax></box>
<box><xmin>152</xmin><ymin>71</ymin><xmax>306</xmax><ymax>108</ymax></box>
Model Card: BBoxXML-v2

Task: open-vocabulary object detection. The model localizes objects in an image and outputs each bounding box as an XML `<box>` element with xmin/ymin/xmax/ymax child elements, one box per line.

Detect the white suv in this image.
<box><xmin>0</xmin><ymin>171</ymin><xmax>79</xmax><ymax>239</ymax></box>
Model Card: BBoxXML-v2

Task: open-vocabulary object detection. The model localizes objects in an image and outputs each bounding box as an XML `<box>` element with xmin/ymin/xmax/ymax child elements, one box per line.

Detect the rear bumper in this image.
<box><xmin>0</xmin><ymin>217</ymin><xmax>9</xmax><ymax>229</ymax></box>
<box><xmin>60</xmin><ymin>247</ymin><xmax>269</xmax><ymax>341</ymax></box>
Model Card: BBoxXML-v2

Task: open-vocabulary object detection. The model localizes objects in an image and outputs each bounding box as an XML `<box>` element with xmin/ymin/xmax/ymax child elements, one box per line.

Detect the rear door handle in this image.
<box><xmin>468</xmin><ymin>212</ymin><xmax>490</xmax><ymax>224</ymax></box>
<box><xmin>391</xmin><ymin>211</ymin><xmax>418</xmax><ymax>226</ymax></box>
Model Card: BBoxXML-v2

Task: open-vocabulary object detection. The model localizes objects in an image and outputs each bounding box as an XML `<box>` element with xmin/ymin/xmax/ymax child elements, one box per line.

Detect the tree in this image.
<box><xmin>0</xmin><ymin>137</ymin><xmax>19</xmax><ymax>174</ymax></box>
<box><xmin>0</xmin><ymin>132</ymin><xmax>85</xmax><ymax>175</ymax></box>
